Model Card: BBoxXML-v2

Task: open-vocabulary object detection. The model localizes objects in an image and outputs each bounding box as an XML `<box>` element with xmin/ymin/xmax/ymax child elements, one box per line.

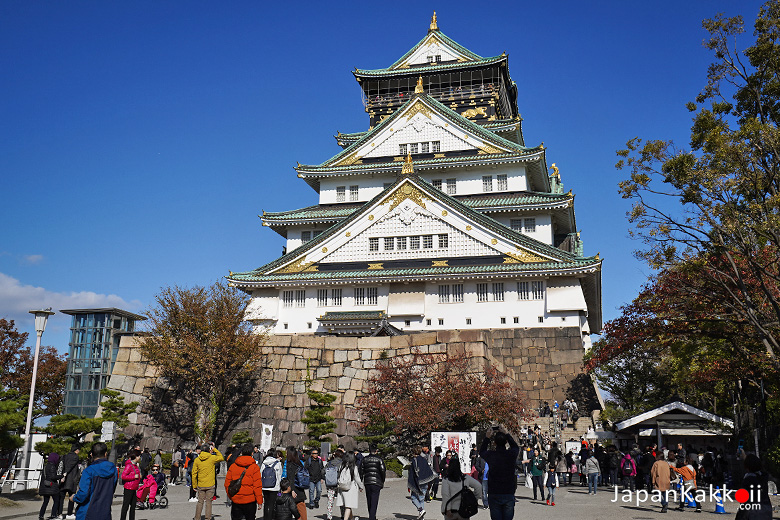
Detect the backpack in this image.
<box><xmin>325</xmin><ymin>463</ymin><xmax>339</xmax><ymax>488</ymax></box>
<box><xmin>227</xmin><ymin>468</ymin><xmax>247</xmax><ymax>498</ymax></box>
<box><xmin>445</xmin><ymin>480</ymin><xmax>479</xmax><ymax>519</ymax></box>
<box><xmin>621</xmin><ymin>457</ymin><xmax>633</xmax><ymax>476</ymax></box>
<box><xmin>337</xmin><ymin>467</ymin><xmax>353</xmax><ymax>491</ymax></box>
<box><xmin>295</xmin><ymin>464</ymin><xmax>311</xmax><ymax>488</ymax></box>
<box><xmin>262</xmin><ymin>460</ymin><xmax>279</xmax><ymax>488</ymax></box>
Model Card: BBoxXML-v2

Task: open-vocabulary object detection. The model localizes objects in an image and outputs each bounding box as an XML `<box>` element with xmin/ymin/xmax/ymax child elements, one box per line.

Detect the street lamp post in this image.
<box><xmin>18</xmin><ymin>308</ymin><xmax>55</xmax><ymax>490</ymax></box>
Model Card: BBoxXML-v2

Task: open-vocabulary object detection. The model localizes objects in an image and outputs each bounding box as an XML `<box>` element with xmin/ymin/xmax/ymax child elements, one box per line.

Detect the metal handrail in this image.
<box><xmin>364</xmin><ymin>85</ymin><xmax>499</xmax><ymax>108</ymax></box>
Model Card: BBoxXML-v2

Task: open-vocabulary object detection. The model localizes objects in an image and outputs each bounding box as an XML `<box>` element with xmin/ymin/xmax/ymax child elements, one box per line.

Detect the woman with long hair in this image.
<box><xmin>336</xmin><ymin>452</ymin><xmax>363</xmax><ymax>520</ymax></box>
<box><xmin>440</xmin><ymin>455</ymin><xmax>482</xmax><ymax>520</ymax></box>
<box><xmin>286</xmin><ymin>447</ymin><xmax>307</xmax><ymax>520</ymax></box>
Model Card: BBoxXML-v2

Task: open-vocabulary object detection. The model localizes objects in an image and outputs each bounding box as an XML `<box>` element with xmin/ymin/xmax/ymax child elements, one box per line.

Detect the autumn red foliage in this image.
<box><xmin>357</xmin><ymin>349</ymin><xmax>529</xmax><ymax>451</ymax></box>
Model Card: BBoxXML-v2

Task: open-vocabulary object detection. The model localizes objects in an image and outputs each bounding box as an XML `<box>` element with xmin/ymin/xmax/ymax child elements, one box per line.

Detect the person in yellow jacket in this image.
<box><xmin>193</xmin><ymin>442</ymin><xmax>225</xmax><ymax>520</ymax></box>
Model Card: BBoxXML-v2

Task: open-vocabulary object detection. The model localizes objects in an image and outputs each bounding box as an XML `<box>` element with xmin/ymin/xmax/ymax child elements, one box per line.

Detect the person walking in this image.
<box><xmin>120</xmin><ymin>450</ymin><xmax>141</xmax><ymax>520</ymax></box>
<box><xmin>408</xmin><ymin>446</ymin><xmax>435</xmax><ymax>519</ymax></box>
<box><xmin>545</xmin><ymin>467</ymin><xmax>557</xmax><ymax>506</ymax></box>
<box><xmin>324</xmin><ymin>450</ymin><xmax>342</xmax><ymax>520</ymax></box>
<box><xmin>359</xmin><ymin>445</ymin><xmax>385</xmax><ymax>520</ymax></box>
<box><xmin>671</xmin><ymin>455</ymin><xmax>700</xmax><ymax>512</ymax></box>
<box><xmin>554</xmin><ymin>449</ymin><xmax>568</xmax><ymax>487</ymax></box>
<box><xmin>735</xmin><ymin>454</ymin><xmax>773</xmax><ymax>519</ymax></box>
<box><xmin>139</xmin><ymin>448</ymin><xmax>152</xmax><ymax>480</ymax></box>
<box><xmin>650</xmin><ymin>451</ymin><xmax>673</xmax><ymax>513</ymax></box>
<box><xmin>285</xmin><ymin>447</ymin><xmax>307</xmax><ymax>520</ymax></box>
<box><xmin>225</xmin><ymin>444</ymin><xmax>264</xmax><ymax>520</ymax></box>
<box><xmin>153</xmin><ymin>450</ymin><xmax>162</xmax><ymax>470</ymax></box>
<box><xmin>192</xmin><ymin>442</ymin><xmax>225</xmax><ymax>520</ymax></box>
<box><xmin>529</xmin><ymin>449</ymin><xmax>545</xmax><ymax>501</ymax></box>
<box><xmin>336</xmin><ymin>452</ymin><xmax>363</xmax><ymax>520</ymax></box>
<box><xmin>429</xmin><ymin>446</ymin><xmax>442</xmax><ymax>501</ymax></box>
<box><xmin>39</xmin><ymin>453</ymin><xmax>63</xmax><ymax>520</ymax></box>
<box><xmin>171</xmin><ymin>446</ymin><xmax>182</xmax><ymax>486</ymax></box>
<box><xmin>441</xmin><ymin>455</ymin><xmax>483</xmax><ymax>519</ymax></box>
<box><xmin>69</xmin><ymin>443</ymin><xmax>117</xmax><ymax>520</ymax></box>
<box><xmin>305</xmin><ymin>448</ymin><xmax>324</xmax><ymax>510</ymax></box>
<box><xmin>585</xmin><ymin>452</ymin><xmax>601</xmax><ymax>495</ymax></box>
<box><xmin>620</xmin><ymin>451</ymin><xmax>637</xmax><ymax>491</ymax></box>
<box><xmin>273</xmin><ymin>479</ymin><xmax>300</xmax><ymax>520</ymax></box>
<box><xmin>478</xmin><ymin>427</ymin><xmax>519</xmax><ymax>520</ymax></box>
<box><xmin>186</xmin><ymin>448</ymin><xmax>197</xmax><ymax>501</ymax></box>
<box><xmin>58</xmin><ymin>445</ymin><xmax>80</xmax><ymax>520</ymax></box>
<box><xmin>261</xmin><ymin>450</ymin><xmax>284</xmax><ymax>520</ymax></box>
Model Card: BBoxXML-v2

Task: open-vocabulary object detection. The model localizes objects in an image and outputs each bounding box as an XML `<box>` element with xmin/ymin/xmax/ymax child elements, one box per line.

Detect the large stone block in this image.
<box><xmin>389</xmin><ymin>335</ymin><xmax>412</xmax><ymax>348</ymax></box>
<box><xmin>279</xmin><ymin>355</ymin><xmax>295</xmax><ymax>369</ymax></box>
<box><xmin>334</xmin><ymin>350</ymin><xmax>348</xmax><ymax>363</ymax></box>
<box><xmin>329</xmin><ymin>363</ymin><xmax>344</xmax><ymax>377</ymax></box>
<box><xmin>324</xmin><ymin>336</ymin><xmax>359</xmax><ymax>350</ymax></box>
<box><xmin>291</xmin><ymin>335</ymin><xmax>324</xmax><ymax>349</ymax></box>
<box><xmin>410</xmin><ymin>332</ymin><xmax>438</xmax><ymax>346</ymax></box>
<box><xmin>338</xmin><ymin>377</ymin><xmax>351</xmax><ymax>390</ymax></box>
<box><xmin>343</xmin><ymin>366</ymin><xmax>357</xmax><ymax>379</ymax></box>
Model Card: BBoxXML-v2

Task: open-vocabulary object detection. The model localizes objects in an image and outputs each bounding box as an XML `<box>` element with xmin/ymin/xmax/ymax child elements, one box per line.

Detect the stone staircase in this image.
<box><xmin>519</xmin><ymin>412</ymin><xmax>599</xmax><ymax>443</ymax></box>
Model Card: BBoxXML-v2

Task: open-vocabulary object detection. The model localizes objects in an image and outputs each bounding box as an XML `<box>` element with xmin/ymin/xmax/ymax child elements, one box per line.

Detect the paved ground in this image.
<box><xmin>3</xmin><ymin>477</ymin><xmax>776</xmax><ymax>520</ymax></box>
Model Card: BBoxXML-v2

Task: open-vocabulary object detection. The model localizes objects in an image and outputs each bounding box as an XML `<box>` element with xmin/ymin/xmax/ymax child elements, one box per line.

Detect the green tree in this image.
<box><xmin>617</xmin><ymin>1</ymin><xmax>780</xmax><ymax>370</ymax></box>
<box><xmin>301</xmin><ymin>389</ymin><xmax>337</xmax><ymax>449</ymax></box>
<box><xmin>231</xmin><ymin>431</ymin><xmax>254</xmax><ymax>445</ymax></box>
<box><xmin>139</xmin><ymin>281</ymin><xmax>266</xmax><ymax>444</ymax></box>
<box><xmin>0</xmin><ymin>388</ymin><xmax>26</xmax><ymax>452</ymax></box>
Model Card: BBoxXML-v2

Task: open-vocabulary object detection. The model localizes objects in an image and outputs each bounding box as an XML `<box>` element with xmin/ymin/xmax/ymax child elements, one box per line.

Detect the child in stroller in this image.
<box><xmin>137</xmin><ymin>465</ymin><xmax>168</xmax><ymax>509</ymax></box>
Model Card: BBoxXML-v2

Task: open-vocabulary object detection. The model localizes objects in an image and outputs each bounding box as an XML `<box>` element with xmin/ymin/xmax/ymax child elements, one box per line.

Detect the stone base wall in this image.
<box><xmin>106</xmin><ymin>327</ymin><xmax>595</xmax><ymax>451</ymax></box>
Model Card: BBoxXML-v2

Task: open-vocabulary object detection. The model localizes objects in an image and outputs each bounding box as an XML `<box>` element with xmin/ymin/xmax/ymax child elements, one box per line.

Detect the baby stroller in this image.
<box><xmin>154</xmin><ymin>478</ymin><xmax>168</xmax><ymax>508</ymax></box>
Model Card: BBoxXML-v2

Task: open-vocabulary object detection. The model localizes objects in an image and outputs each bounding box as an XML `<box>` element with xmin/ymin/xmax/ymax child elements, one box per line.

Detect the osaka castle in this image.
<box><xmin>227</xmin><ymin>14</ymin><xmax>602</xmax><ymax>346</ymax></box>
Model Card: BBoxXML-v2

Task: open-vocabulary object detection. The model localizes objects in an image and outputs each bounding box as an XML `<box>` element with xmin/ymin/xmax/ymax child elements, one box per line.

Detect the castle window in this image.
<box><xmin>510</xmin><ymin>219</ymin><xmax>523</xmax><ymax>232</ymax></box>
<box><xmin>354</xmin><ymin>287</ymin><xmax>365</xmax><ymax>305</ymax></box>
<box><xmin>410</xmin><ymin>143</ymin><xmax>418</xmax><ymax>154</ymax></box>
<box><xmin>477</xmin><ymin>283</ymin><xmax>489</xmax><ymax>302</ymax></box>
<box><xmin>295</xmin><ymin>290</ymin><xmax>305</xmax><ymax>307</ymax></box>
<box><xmin>497</xmin><ymin>174</ymin><xmax>508</xmax><ymax>191</ymax></box>
<box><xmin>524</xmin><ymin>218</ymin><xmax>536</xmax><ymax>233</ymax></box>
<box><xmin>438</xmin><ymin>234</ymin><xmax>448</xmax><ymax>248</ymax></box>
<box><xmin>307</xmin><ymin>322</ymin><xmax>312</xmax><ymax>329</ymax></box>
<box><xmin>513</xmin><ymin>316</ymin><xmax>519</xmax><ymax>324</ymax></box>
<box><xmin>350</xmin><ymin>185</ymin><xmax>359</xmax><ymax>201</ymax></box>
<box><xmin>435</xmin><ymin>55</ymin><xmax>441</xmax><ymax>62</ymax></box>
<box><xmin>423</xmin><ymin>235</ymin><xmax>434</xmax><ymax>249</ymax></box>
<box><xmin>384</xmin><ymin>237</ymin><xmax>394</xmax><ymax>250</ymax></box>
<box><xmin>426</xmin><ymin>319</ymin><xmax>432</xmax><ymax>326</ymax></box>
<box><xmin>446</xmin><ymin>178</ymin><xmax>457</xmax><ymax>195</ymax></box>
<box><xmin>500</xmin><ymin>317</ymin><xmax>506</xmax><ymax>324</ymax></box>
<box><xmin>399</xmin><ymin>144</ymin><xmax>408</xmax><ymax>155</ymax></box>
<box><xmin>432</xmin><ymin>179</ymin><xmax>442</xmax><ymax>190</ymax></box>
<box><xmin>332</xmin><ymin>289</ymin><xmax>342</xmax><ymax>306</ymax></box>
<box><xmin>369</xmin><ymin>237</ymin><xmax>379</xmax><ymax>251</ymax></box>
<box><xmin>427</xmin><ymin>55</ymin><xmax>434</xmax><ymax>63</ymax></box>
<box><xmin>432</xmin><ymin>141</ymin><xmax>441</xmax><ymax>153</ymax></box>
<box><xmin>438</xmin><ymin>318</ymin><xmax>444</xmax><ymax>325</ymax></box>
<box><xmin>282</xmin><ymin>291</ymin><xmax>294</xmax><ymax>308</ymax></box>
<box><xmin>482</xmin><ymin>175</ymin><xmax>493</xmax><ymax>192</ymax></box>
<box><xmin>410</xmin><ymin>236</ymin><xmax>420</xmax><ymax>249</ymax></box>
<box><xmin>367</xmin><ymin>287</ymin><xmax>378</xmax><ymax>305</ymax></box>
<box><xmin>438</xmin><ymin>285</ymin><xmax>450</xmax><ymax>303</ymax></box>
<box><xmin>492</xmin><ymin>282</ymin><xmax>505</xmax><ymax>301</ymax></box>
<box><xmin>405</xmin><ymin>319</ymin><xmax>411</xmax><ymax>327</ymax></box>
<box><xmin>452</xmin><ymin>284</ymin><xmax>464</xmax><ymax>303</ymax></box>
<box><xmin>466</xmin><ymin>318</ymin><xmax>472</xmax><ymax>325</ymax></box>
<box><xmin>397</xmin><ymin>236</ymin><xmax>407</xmax><ymax>249</ymax></box>
<box><xmin>283</xmin><ymin>323</ymin><xmax>288</xmax><ymax>330</ymax></box>
<box><xmin>301</xmin><ymin>231</ymin><xmax>312</xmax><ymax>243</ymax></box>
<box><xmin>313</xmin><ymin>230</ymin><xmax>323</xmax><ymax>237</ymax></box>
<box><xmin>421</xmin><ymin>142</ymin><xmax>430</xmax><ymax>153</ymax></box>
<box><xmin>538</xmin><ymin>316</ymin><xmax>544</xmax><ymax>323</ymax></box>
<box><xmin>532</xmin><ymin>280</ymin><xmax>544</xmax><ymax>300</ymax></box>
<box><xmin>336</xmin><ymin>186</ymin><xmax>346</xmax><ymax>202</ymax></box>
<box><xmin>317</xmin><ymin>289</ymin><xmax>328</xmax><ymax>307</ymax></box>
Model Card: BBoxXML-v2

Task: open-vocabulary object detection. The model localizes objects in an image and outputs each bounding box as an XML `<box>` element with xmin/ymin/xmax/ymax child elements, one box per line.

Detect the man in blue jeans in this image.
<box><xmin>479</xmin><ymin>427</ymin><xmax>519</xmax><ymax>520</ymax></box>
<box><xmin>305</xmin><ymin>448</ymin><xmax>325</xmax><ymax>508</ymax></box>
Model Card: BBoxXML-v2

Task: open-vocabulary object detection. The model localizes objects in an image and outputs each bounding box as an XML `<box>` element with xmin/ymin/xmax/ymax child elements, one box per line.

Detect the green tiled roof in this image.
<box><xmin>230</xmin><ymin>173</ymin><xmax>595</xmax><ymax>282</ymax></box>
<box><xmin>319</xmin><ymin>311</ymin><xmax>386</xmax><ymax>321</ymax></box>
<box><xmin>355</xmin><ymin>56</ymin><xmax>506</xmax><ymax>78</ymax></box>
<box><xmin>362</xmin><ymin>30</ymin><xmax>484</xmax><ymax>73</ymax></box>
<box><xmin>299</xmin><ymin>92</ymin><xmax>538</xmax><ymax>173</ymax></box>
<box><xmin>261</xmin><ymin>191</ymin><xmax>572</xmax><ymax>224</ymax></box>
<box><xmin>229</xmin><ymin>259</ymin><xmax>600</xmax><ymax>283</ymax></box>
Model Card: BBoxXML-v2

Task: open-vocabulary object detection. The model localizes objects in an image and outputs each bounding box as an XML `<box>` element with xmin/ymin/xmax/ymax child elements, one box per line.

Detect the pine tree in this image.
<box><xmin>301</xmin><ymin>389</ymin><xmax>337</xmax><ymax>449</ymax></box>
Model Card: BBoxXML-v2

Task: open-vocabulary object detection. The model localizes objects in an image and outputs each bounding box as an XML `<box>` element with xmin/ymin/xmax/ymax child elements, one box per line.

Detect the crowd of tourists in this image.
<box><xmin>34</xmin><ymin>428</ymin><xmax>774</xmax><ymax>520</ymax></box>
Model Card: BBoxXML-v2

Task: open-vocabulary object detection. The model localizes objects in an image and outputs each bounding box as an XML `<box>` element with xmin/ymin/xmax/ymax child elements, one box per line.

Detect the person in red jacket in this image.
<box><xmin>120</xmin><ymin>450</ymin><xmax>142</xmax><ymax>520</ymax></box>
<box><xmin>225</xmin><ymin>444</ymin><xmax>264</xmax><ymax>520</ymax></box>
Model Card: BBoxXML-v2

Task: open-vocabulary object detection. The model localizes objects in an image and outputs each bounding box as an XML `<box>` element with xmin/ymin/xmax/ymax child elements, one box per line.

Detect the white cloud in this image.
<box><xmin>0</xmin><ymin>272</ymin><xmax>143</xmax><ymax>351</ymax></box>
<box><xmin>23</xmin><ymin>254</ymin><xmax>44</xmax><ymax>264</ymax></box>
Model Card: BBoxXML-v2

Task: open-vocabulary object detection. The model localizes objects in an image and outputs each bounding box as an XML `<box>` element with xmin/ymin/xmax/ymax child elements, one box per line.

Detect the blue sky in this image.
<box><xmin>0</xmin><ymin>0</ymin><xmax>763</xmax><ymax>353</ymax></box>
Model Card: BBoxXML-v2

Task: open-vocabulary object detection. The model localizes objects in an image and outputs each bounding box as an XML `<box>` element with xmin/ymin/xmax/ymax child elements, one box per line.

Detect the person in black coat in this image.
<box><xmin>39</xmin><ymin>453</ymin><xmax>63</xmax><ymax>520</ymax></box>
<box><xmin>58</xmin><ymin>445</ymin><xmax>81</xmax><ymax>518</ymax></box>
<box><xmin>274</xmin><ymin>478</ymin><xmax>301</xmax><ymax>520</ymax></box>
<box><xmin>285</xmin><ymin>447</ymin><xmax>307</xmax><ymax>517</ymax></box>
<box><xmin>304</xmin><ymin>448</ymin><xmax>325</xmax><ymax>509</ymax></box>
<box><xmin>359</xmin><ymin>445</ymin><xmax>385</xmax><ymax>520</ymax></box>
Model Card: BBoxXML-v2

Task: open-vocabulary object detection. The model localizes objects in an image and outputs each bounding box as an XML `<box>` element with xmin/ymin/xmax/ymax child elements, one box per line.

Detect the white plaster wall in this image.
<box><xmin>318</xmin><ymin>163</ymin><xmax>528</xmax><ymax>205</ymax></box>
<box><xmin>492</xmin><ymin>213</ymin><xmax>553</xmax><ymax>245</ymax></box>
<box><xmin>404</xmin><ymin>38</ymin><xmax>465</xmax><ymax>66</ymax></box>
<box><xmin>256</xmin><ymin>278</ymin><xmax>588</xmax><ymax>340</ymax></box>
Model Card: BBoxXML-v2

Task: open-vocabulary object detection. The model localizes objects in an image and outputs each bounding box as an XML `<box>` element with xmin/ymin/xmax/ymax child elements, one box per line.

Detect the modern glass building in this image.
<box><xmin>60</xmin><ymin>308</ymin><xmax>146</xmax><ymax>417</ymax></box>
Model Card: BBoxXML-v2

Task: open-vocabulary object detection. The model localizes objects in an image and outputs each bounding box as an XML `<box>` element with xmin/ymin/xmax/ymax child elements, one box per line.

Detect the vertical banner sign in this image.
<box><xmin>261</xmin><ymin>424</ymin><xmax>274</xmax><ymax>453</ymax></box>
<box><xmin>431</xmin><ymin>432</ymin><xmax>477</xmax><ymax>474</ymax></box>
